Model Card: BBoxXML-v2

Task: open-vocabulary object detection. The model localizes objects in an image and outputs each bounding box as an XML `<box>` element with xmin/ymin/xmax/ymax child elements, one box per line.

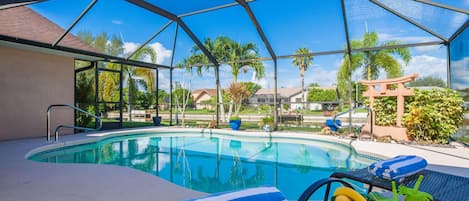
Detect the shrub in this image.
<box><xmin>373</xmin><ymin>97</ymin><xmax>398</xmax><ymax>126</ymax></box>
<box><xmin>307</xmin><ymin>88</ymin><xmax>338</xmax><ymax>102</ymax></box>
<box><xmin>403</xmin><ymin>89</ymin><xmax>464</xmax><ymax>144</ymax></box>
<box><xmin>229</xmin><ymin>116</ymin><xmax>241</xmax><ymax>121</ymax></box>
<box><xmin>371</xmin><ymin>88</ymin><xmax>464</xmax><ymax>144</ymax></box>
<box><xmin>261</xmin><ymin>116</ymin><xmax>274</xmax><ymax>126</ymax></box>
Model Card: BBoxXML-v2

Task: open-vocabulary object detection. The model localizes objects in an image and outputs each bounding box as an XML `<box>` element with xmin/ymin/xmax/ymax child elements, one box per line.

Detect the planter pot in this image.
<box><xmin>152</xmin><ymin>116</ymin><xmax>162</xmax><ymax>126</ymax></box>
<box><xmin>263</xmin><ymin>125</ymin><xmax>272</xmax><ymax>132</ymax></box>
<box><xmin>229</xmin><ymin>119</ymin><xmax>242</xmax><ymax>130</ymax></box>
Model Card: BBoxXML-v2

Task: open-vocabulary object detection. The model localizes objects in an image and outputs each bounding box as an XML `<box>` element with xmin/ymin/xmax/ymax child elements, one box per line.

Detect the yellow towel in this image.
<box><xmin>332</xmin><ymin>187</ymin><xmax>367</xmax><ymax>201</ymax></box>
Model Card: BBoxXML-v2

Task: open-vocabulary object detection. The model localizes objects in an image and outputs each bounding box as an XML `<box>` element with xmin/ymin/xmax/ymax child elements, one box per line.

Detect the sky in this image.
<box><xmin>29</xmin><ymin>0</ymin><xmax>469</xmax><ymax>91</ymax></box>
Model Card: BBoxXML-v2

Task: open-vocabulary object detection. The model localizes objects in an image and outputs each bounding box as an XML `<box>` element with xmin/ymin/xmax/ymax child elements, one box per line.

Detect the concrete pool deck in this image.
<box><xmin>1</xmin><ymin>127</ymin><xmax>468</xmax><ymax>201</ymax></box>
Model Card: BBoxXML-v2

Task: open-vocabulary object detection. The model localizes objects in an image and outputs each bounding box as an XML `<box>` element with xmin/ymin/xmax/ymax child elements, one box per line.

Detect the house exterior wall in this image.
<box><xmin>0</xmin><ymin>45</ymin><xmax>74</xmax><ymax>140</ymax></box>
<box><xmin>194</xmin><ymin>93</ymin><xmax>214</xmax><ymax>110</ymax></box>
<box><xmin>289</xmin><ymin>92</ymin><xmax>322</xmax><ymax>111</ymax></box>
<box><xmin>290</xmin><ymin>92</ymin><xmax>306</xmax><ymax>110</ymax></box>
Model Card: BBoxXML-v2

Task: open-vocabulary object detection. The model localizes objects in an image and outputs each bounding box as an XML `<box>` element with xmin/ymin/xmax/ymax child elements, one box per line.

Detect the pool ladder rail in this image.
<box><xmin>46</xmin><ymin>104</ymin><xmax>102</xmax><ymax>142</ymax></box>
<box><xmin>332</xmin><ymin>106</ymin><xmax>373</xmax><ymax>141</ymax></box>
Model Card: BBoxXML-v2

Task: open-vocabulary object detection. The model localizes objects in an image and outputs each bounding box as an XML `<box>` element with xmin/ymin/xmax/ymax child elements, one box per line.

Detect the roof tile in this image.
<box><xmin>0</xmin><ymin>6</ymin><xmax>96</xmax><ymax>52</ymax></box>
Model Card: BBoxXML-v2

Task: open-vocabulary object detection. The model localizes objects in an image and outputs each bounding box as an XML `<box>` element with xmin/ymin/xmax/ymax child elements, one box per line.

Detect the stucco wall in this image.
<box><xmin>0</xmin><ymin>45</ymin><xmax>74</xmax><ymax>140</ymax></box>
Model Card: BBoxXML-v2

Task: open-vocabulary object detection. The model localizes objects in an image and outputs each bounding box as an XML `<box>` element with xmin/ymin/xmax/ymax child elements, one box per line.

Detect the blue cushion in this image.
<box><xmin>368</xmin><ymin>155</ymin><xmax>427</xmax><ymax>181</ymax></box>
<box><xmin>184</xmin><ymin>187</ymin><xmax>286</xmax><ymax>201</ymax></box>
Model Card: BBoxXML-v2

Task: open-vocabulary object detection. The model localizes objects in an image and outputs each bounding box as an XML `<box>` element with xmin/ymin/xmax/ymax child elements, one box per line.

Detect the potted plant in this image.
<box><xmin>152</xmin><ymin>116</ymin><xmax>162</xmax><ymax>126</ymax></box>
<box><xmin>226</xmin><ymin>82</ymin><xmax>255</xmax><ymax>131</ymax></box>
<box><xmin>229</xmin><ymin>116</ymin><xmax>242</xmax><ymax>130</ymax></box>
<box><xmin>261</xmin><ymin>116</ymin><xmax>274</xmax><ymax>132</ymax></box>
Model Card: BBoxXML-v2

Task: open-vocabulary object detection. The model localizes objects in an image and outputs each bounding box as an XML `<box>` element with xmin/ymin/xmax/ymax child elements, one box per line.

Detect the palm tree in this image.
<box><xmin>180</xmin><ymin>36</ymin><xmax>264</xmax><ymax>119</ymax></box>
<box><xmin>337</xmin><ymin>32</ymin><xmax>411</xmax><ymax>97</ymax></box>
<box><xmin>125</xmin><ymin>46</ymin><xmax>157</xmax><ymax>121</ymax></box>
<box><xmin>292</xmin><ymin>47</ymin><xmax>313</xmax><ymax>114</ymax></box>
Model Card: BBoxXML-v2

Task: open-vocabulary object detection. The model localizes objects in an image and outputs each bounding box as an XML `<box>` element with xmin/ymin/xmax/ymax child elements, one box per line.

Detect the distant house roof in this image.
<box><xmin>0</xmin><ymin>6</ymin><xmax>96</xmax><ymax>52</ymax></box>
<box><xmin>254</xmin><ymin>88</ymin><xmax>303</xmax><ymax>98</ymax></box>
<box><xmin>192</xmin><ymin>89</ymin><xmax>217</xmax><ymax>102</ymax></box>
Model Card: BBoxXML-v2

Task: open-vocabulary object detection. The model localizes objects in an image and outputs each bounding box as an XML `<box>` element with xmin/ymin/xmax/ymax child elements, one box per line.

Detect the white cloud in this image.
<box><xmin>111</xmin><ymin>20</ymin><xmax>123</xmax><ymax>25</ymax></box>
<box><xmin>451</xmin><ymin>57</ymin><xmax>469</xmax><ymax>90</ymax></box>
<box><xmin>400</xmin><ymin>55</ymin><xmax>447</xmax><ymax>81</ymax></box>
<box><xmin>251</xmin><ymin>72</ymin><xmax>272</xmax><ymax>88</ymax></box>
<box><xmin>123</xmin><ymin>42</ymin><xmax>172</xmax><ymax>65</ymax></box>
<box><xmin>307</xmin><ymin>67</ymin><xmax>339</xmax><ymax>87</ymax></box>
<box><xmin>158</xmin><ymin>72</ymin><xmax>170</xmax><ymax>91</ymax></box>
<box><xmin>123</xmin><ymin>42</ymin><xmax>138</xmax><ymax>55</ymax></box>
<box><xmin>149</xmin><ymin>42</ymin><xmax>172</xmax><ymax>65</ymax></box>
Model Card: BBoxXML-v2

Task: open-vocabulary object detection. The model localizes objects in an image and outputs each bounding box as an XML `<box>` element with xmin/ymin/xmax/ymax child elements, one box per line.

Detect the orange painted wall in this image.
<box><xmin>0</xmin><ymin>45</ymin><xmax>74</xmax><ymax>140</ymax></box>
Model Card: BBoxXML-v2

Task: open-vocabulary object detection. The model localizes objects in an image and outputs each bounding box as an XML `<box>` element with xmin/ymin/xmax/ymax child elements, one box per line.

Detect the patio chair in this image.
<box><xmin>298</xmin><ymin>168</ymin><xmax>469</xmax><ymax>201</ymax></box>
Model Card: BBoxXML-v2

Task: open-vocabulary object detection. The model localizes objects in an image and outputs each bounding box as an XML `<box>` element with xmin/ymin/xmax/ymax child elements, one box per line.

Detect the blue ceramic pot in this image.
<box><xmin>229</xmin><ymin>119</ymin><xmax>241</xmax><ymax>130</ymax></box>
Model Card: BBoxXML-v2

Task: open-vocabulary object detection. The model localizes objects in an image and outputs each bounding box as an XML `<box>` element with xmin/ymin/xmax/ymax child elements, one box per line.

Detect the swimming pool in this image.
<box><xmin>29</xmin><ymin>131</ymin><xmax>375</xmax><ymax>200</ymax></box>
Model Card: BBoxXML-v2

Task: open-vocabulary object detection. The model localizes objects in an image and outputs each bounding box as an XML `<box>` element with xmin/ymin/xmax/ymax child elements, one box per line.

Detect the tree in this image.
<box><xmin>125</xmin><ymin>46</ymin><xmax>157</xmax><ymax>121</ymax></box>
<box><xmin>337</xmin><ymin>32</ymin><xmax>411</xmax><ymax>98</ymax></box>
<box><xmin>75</xmin><ymin>68</ymin><xmax>95</xmax><ymax>128</ymax></box>
<box><xmin>292</xmin><ymin>47</ymin><xmax>313</xmax><ymax>114</ymax></box>
<box><xmin>179</xmin><ymin>36</ymin><xmax>264</xmax><ymax>120</ymax></box>
<box><xmin>225</xmin><ymin>82</ymin><xmax>252</xmax><ymax>117</ymax></box>
<box><xmin>307</xmin><ymin>88</ymin><xmax>338</xmax><ymax>102</ymax></box>
<box><xmin>408</xmin><ymin>76</ymin><xmax>446</xmax><ymax>88</ymax></box>
<box><xmin>240</xmin><ymin>82</ymin><xmax>261</xmax><ymax>97</ymax></box>
<box><xmin>157</xmin><ymin>89</ymin><xmax>168</xmax><ymax>108</ymax></box>
<box><xmin>76</xmin><ymin>31</ymin><xmax>158</xmax><ymax>122</ymax></box>
<box><xmin>172</xmin><ymin>85</ymin><xmax>194</xmax><ymax>126</ymax></box>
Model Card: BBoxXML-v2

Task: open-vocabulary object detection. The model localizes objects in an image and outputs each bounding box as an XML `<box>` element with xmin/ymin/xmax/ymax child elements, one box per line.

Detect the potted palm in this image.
<box><xmin>226</xmin><ymin>82</ymin><xmax>252</xmax><ymax>130</ymax></box>
<box><xmin>229</xmin><ymin>116</ymin><xmax>242</xmax><ymax>130</ymax></box>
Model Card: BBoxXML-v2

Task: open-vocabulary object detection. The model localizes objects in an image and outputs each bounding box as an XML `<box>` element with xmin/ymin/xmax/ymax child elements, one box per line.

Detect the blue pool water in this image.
<box><xmin>29</xmin><ymin>132</ymin><xmax>374</xmax><ymax>200</ymax></box>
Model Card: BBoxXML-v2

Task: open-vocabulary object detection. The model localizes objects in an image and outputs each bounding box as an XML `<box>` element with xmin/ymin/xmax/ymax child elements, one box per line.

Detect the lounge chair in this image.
<box><xmin>298</xmin><ymin>168</ymin><xmax>469</xmax><ymax>201</ymax></box>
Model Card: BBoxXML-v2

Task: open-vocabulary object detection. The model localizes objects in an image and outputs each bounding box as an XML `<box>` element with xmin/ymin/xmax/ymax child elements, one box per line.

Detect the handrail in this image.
<box><xmin>47</xmin><ymin>104</ymin><xmax>102</xmax><ymax>141</ymax></box>
<box><xmin>332</xmin><ymin>106</ymin><xmax>373</xmax><ymax>140</ymax></box>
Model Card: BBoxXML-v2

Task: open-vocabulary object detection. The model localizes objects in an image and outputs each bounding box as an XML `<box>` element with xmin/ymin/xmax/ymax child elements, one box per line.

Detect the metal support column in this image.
<box><xmin>273</xmin><ymin>59</ymin><xmax>278</xmax><ymax>130</ymax></box>
<box><xmin>168</xmin><ymin>23</ymin><xmax>179</xmax><ymax>126</ymax></box>
<box><xmin>215</xmin><ymin>65</ymin><xmax>221</xmax><ymax>127</ymax></box>
<box><xmin>156</xmin><ymin>68</ymin><xmax>159</xmax><ymax>117</ymax></box>
<box><xmin>73</xmin><ymin>62</ymin><xmax>77</xmax><ymax>128</ymax></box>
<box><xmin>169</xmin><ymin>68</ymin><xmax>173</xmax><ymax>126</ymax></box>
<box><xmin>446</xmin><ymin>44</ymin><xmax>451</xmax><ymax>88</ymax></box>
<box><xmin>119</xmin><ymin>64</ymin><xmax>124</xmax><ymax>128</ymax></box>
<box><xmin>94</xmin><ymin>61</ymin><xmax>99</xmax><ymax>129</ymax></box>
<box><xmin>341</xmin><ymin>0</ymin><xmax>354</xmax><ymax>134</ymax></box>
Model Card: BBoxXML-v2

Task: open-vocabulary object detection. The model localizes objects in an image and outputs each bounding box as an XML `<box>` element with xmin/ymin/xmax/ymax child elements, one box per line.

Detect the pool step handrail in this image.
<box><xmin>332</xmin><ymin>106</ymin><xmax>373</xmax><ymax>140</ymax></box>
<box><xmin>46</xmin><ymin>104</ymin><xmax>102</xmax><ymax>141</ymax></box>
